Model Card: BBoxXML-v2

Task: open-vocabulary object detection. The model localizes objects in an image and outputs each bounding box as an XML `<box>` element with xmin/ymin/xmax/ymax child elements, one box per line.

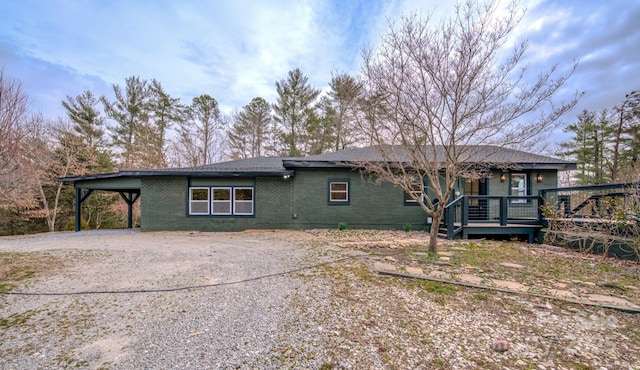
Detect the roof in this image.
<box><xmin>59</xmin><ymin>156</ymin><xmax>296</xmax><ymax>183</ymax></box>
<box><xmin>60</xmin><ymin>145</ymin><xmax>575</xmax><ymax>184</ymax></box>
<box><xmin>283</xmin><ymin>145</ymin><xmax>576</xmax><ymax>170</ymax></box>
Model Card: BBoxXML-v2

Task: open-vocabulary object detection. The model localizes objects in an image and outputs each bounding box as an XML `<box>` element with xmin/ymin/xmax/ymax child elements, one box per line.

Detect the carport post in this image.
<box><xmin>75</xmin><ymin>187</ymin><xmax>82</xmax><ymax>232</ymax></box>
<box><xmin>118</xmin><ymin>191</ymin><xmax>140</xmax><ymax>229</ymax></box>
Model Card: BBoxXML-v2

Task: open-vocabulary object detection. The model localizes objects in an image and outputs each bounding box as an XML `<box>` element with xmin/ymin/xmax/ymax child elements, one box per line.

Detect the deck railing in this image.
<box><xmin>539</xmin><ymin>182</ymin><xmax>640</xmax><ymax>221</ymax></box>
<box><xmin>443</xmin><ymin>195</ymin><xmax>542</xmax><ymax>239</ymax></box>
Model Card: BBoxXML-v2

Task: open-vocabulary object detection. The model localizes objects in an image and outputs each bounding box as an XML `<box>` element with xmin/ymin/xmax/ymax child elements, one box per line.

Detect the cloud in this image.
<box><xmin>1</xmin><ymin>0</ymin><xmax>638</xmax><ymax>140</ymax></box>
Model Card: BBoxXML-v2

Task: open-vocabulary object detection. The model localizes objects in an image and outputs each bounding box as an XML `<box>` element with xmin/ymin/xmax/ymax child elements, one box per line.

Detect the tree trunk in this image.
<box><xmin>427</xmin><ymin>209</ymin><xmax>444</xmax><ymax>253</ymax></box>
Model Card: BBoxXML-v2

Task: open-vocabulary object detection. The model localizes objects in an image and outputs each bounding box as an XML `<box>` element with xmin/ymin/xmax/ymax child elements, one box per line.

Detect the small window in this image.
<box><xmin>189</xmin><ymin>187</ymin><xmax>210</xmax><ymax>215</ymax></box>
<box><xmin>329</xmin><ymin>181</ymin><xmax>349</xmax><ymax>203</ymax></box>
<box><xmin>405</xmin><ymin>183</ymin><xmax>423</xmax><ymax>204</ymax></box>
<box><xmin>510</xmin><ymin>173</ymin><xmax>527</xmax><ymax>203</ymax></box>
<box><xmin>212</xmin><ymin>187</ymin><xmax>232</xmax><ymax>215</ymax></box>
<box><xmin>234</xmin><ymin>187</ymin><xmax>254</xmax><ymax>215</ymax></box>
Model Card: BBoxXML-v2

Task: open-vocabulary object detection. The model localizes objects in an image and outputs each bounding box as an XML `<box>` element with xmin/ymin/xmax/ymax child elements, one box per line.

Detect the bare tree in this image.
<box><xmin>27</xmin><ymin>120</ymin><xmax>97</xmax><ymax>231</ymax></box>
<box><xmin>0</xmin><ymin>69</ymin><xmax>40</xmax><ymax>210</ymax></box>
<box><xmin>358</xmin><ymin>1</ymin><xmax>581</xmax><ymax>252</ymax></box>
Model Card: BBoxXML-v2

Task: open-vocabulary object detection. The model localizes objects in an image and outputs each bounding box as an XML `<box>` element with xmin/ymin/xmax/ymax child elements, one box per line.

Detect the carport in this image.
<box><xmin>59</xmin><ymin>173</ymin><xmax>142</xmax><ymax>231</ymax></box>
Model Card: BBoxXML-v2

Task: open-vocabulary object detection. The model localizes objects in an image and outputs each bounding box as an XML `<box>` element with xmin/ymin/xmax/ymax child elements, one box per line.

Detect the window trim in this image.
<box><xmin>189</xmin><ymin>187</ymin><xmax>210</xmax><ymax>215</ymax></box>
<box><xmin>233</xmin><ymin>187</ymin><xmax>254</xmax><ymax>215</ymax></box>
<box><xmin>510</xmin><ymin>173</ymin><xmax>528</xmax><ymax>204</ymax></box>
<box><xmin>211</xmin><ymin>187</ymin><xmax>233</xmax><ymax>215</ymax></box>
<box><xmin>328</xmin><ymin>179</ymin><xmax>350</xmax><ymax>205</ymax></box>
<box><xmin>404</xmin><ymin>183</ymin><xmax>424</xmax><ymax>205</ymax></box>
<box><xmin>187</xmin><ymin>185</ymin><xmax>255</xmax><ymax>216</ymax></box>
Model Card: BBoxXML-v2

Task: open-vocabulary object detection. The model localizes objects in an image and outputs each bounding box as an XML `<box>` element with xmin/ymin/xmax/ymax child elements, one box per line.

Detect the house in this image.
<box><xmin>60</xmin><ymin>146</ymin><xmax>576</xmax><ymax>237</ymax></box>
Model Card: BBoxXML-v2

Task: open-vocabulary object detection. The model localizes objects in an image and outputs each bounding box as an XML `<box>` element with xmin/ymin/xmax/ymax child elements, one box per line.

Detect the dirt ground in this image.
<box><xmin>1</xmin><ymin>229</ymin><xmax>639</xmax><ymax>369</ymax></box>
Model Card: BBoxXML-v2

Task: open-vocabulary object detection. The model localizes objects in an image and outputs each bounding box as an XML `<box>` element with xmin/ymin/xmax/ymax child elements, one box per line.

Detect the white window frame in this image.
<box><xmin>233</xmin><ymin>187</ymin><xmax>254</xmax><ymax>215</ymax></box>
<box><xmin>510</xmin><ymin>173</ymin><xmax>527</xmax><ymax>204</ymax></box>
<box><xmin>329</xmin><ymin>181</ymin><xmax>349</xmax><ymax>203</ymax></box>
<box><xmin>211</xmin><ymin>187</ymin><xmax>233</xmax><ymax>215</ymax></box>
<box><xmin>189</xmin><ymin>187</ymin><xmax>210</xmax><ymax>215</ymax></box>
<box><xmin>405</xmin><ymin>183</ymin><xmax>424</xmax><ymax>203</ymax></box>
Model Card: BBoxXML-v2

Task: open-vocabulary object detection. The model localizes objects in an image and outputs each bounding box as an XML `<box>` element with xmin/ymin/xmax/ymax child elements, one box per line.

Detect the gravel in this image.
<box><xmin>1</xmin><ymin>229</ymin><xmax>640</xmax><ymax>369</ymax></box>
<box><xmin>0</xmin><ymin>229</ymin><xmax>344</xmax><ymax>369</ymax></box>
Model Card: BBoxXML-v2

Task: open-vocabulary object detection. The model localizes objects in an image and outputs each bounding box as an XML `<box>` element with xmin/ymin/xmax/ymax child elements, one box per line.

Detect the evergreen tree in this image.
<box><xmin>62</xmin><ymin>90</ymin><xmax>105</xmax><ymax>149</ymax></box>
<box><xmin>612</xmin><ymin>90</ymin><xmax>640</xmax><ymax>181</ymax></box>
<box><xmin>147</xmin><ymin>79</ymin><xmax>184</xmax><ymax>167</ymax></box>
<box><xmin>325</xmin><ymin>72</ymin><xmax>365</xmax><ymax>150</ymax></box>
<box><xmin>101</xmin><ymin>76</ymin><xmax>151</xmax><ymax>168</ymax></box>
<box><xmin>175</xmin><ymin>94</ymin><xmax>226</xmax><ymax>166</ymax></box>
<box><xmin>559</xmin><ymin>109</ymin><xmax>614</xmax><ymax>185</ymax></box>
<box><xmin>62</xmin><ymin>90</ymin><xmax>114</xmax><ymax>173</ymax></box>
<box><xmin>273</xmin><ymin>68</ymin><xmax>320</xmax><ymax>156</ymax></box>
<box><xmin>228</xmin><ymin>97</ymin><xmax>272</xmax><ymax>159</ymax></box>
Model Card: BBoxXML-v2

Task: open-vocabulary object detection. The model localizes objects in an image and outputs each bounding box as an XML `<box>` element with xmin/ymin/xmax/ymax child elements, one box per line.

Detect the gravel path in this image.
<box><xmin>0</xmin><ymin>230</ymin><xmax>343</xmax><ymax>369</ymax></box>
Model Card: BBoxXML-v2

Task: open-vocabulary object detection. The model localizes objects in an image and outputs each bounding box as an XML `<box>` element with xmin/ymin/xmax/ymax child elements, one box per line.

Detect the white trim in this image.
<box><xmin>511</xmin><ymin>173</ymin><xmax>527</xmax><ymax>203</ymax></box>
<box><xmin>329</xmin><ymin>181</ymin><xmax>349</xmax><ymax>202</ymax></box>
<box><xmin>212</xmin><ymin>187</ymin><xmax>233</xmax><ymax>215</ymax></box>
<box><xmin>189</xmin><ymin>187</ymin><xmax>210</xmax><ymax>215</ymax></box>
<box><xmin>233</xmin><ymin>187</ymin><xmax>254</xmax><ymax>215</ymax></box>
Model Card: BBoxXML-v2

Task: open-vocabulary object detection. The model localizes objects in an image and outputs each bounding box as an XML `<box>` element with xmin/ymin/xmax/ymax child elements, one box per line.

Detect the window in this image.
<box><xmin>234</xmin><ymin>187</ymin><xmax>254</xmax><ymax>215</ymax></box>
<box><xmin>188</xmin><ymin>186</ymin><xmax>255</xmax><ymax>216</ymax></box>
<box><xmin>329</xmin><ymin>180</ymin><xmax>349</xmax><ymax>204</ymax></box>
<box><xmin>189</xmin><ymin>187</ymin><xmax>210</xmax><ymax>215</ymax></box>
<box><xmin>510</xmin><ymin>173</ymin><xmax>527</xmax><ymax>203</ymax></box>
<box><xmin>212</xmin><ymin>187</ymin><xmax>232</xmax><ymax>215</ymax></box>
<box><xmin>405</xmin><ymin>183</ymin><xmax>423</xmax><ymax>204</ymax></box>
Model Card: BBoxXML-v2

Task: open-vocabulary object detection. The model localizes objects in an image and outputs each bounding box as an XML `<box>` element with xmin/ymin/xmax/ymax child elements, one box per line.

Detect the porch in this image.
<box><xmin>441</xmin><ymin>195</ymin><xmax>543</xmax><ymax>242</ymax></box>
<box><xmin>440</xmin><ymin>182</ymin><xmax>639</xmax><ymax>246</ymax></box>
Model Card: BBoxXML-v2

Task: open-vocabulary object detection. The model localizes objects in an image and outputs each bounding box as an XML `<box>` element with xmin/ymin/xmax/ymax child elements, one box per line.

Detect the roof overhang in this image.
<box><xmin>59</xmin><ymin>169</ymin><xmax>295</xmax><ymax>186</ymax></box>
<box><xmin>282</xmin><ymin>160</ymin><xmax>577</xmax><ymax>171</ymax></box>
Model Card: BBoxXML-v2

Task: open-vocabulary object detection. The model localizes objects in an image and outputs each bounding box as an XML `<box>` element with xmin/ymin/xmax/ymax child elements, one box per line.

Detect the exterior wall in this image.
<box><xmin>290</xmin><ymin>168</ymin><xmax>427</xmax><ymax>230</ymax></box>
<box><xmin>140</xmin><ymin>170</ymin><xmax>428</xmax><ymax>232</ymax></box>
<box><xmin>139</xmin><ymin>169</ymin><xmax>561</xmax><ymax>232</ymax></box>
<box><xmin>140</xmin><ymin>176</ymin><xmax>293</xmax><ymax>231</ymax></box>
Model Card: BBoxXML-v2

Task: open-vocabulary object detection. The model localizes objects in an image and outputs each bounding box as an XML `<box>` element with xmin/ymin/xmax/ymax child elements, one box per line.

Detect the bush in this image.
<box><xmin>403</xmin><ymin>223</ymin><xmax>412</xmax><ymax>232</ymax></box>
<box><xmin>338</xmin><ymin>222</ymin><xmax>347</xmax><ymax>230</ymax></box>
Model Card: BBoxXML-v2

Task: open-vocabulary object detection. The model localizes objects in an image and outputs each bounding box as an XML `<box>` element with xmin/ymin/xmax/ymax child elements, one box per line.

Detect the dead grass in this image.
<box><xmin>0</xmin><ymin>252</ymin><xmax>65</xmax><ymax>292</ymax></box>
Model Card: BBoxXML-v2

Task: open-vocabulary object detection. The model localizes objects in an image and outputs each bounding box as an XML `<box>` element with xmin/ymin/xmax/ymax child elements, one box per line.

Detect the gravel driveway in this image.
<box><xmin>0</xmin><ymin>229</ymin><xmax>343</xmax><ymax>369</ymax></box>
<box><xmin>3</xmin><ymin>229</ymin><xmax>640</xmax><ymax>369</ymax></box>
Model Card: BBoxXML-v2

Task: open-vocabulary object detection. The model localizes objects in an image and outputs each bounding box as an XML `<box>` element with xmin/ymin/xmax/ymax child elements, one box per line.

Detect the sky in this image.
<box><xmin>1</xmin><ymin>0</ymin><xmax>639</xmax><ymax>148</ymax></box>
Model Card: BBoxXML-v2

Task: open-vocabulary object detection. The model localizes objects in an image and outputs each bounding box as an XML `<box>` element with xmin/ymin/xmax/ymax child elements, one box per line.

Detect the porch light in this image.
<box><xmin>536</xmin><ymin>174</ymin><xmax>543</xmax><ymax>182</ymax></box>
<box><xmin>500</xmin><ymin>173</ymin><xmax>506</xmax><ymax>182</ymax></box>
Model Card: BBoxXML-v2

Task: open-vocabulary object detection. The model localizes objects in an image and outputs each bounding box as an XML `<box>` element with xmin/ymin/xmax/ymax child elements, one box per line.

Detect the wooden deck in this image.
<box><xmin>450</xmin><ymin>222</ymin><xmax>543</xmax><ymax>243</ymax></box>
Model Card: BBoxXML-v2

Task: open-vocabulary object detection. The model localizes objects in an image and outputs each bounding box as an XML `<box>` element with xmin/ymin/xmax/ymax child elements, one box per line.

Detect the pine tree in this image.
<box><xmin>273</xmin><ymin>68</ymin><xmax>320</xmax><ymax>156</ymax></box>
<box><xmin>228</xmin><ymin>97</ymin><xmax>272</xmax><ymax>159</ymax></box>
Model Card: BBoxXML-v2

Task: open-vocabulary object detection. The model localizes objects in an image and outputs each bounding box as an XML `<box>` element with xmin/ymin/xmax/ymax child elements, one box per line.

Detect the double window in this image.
<box><xmin>189</xmin><ymin>186</ymin><xmax>254</xmax><ymax>216</ymax></box>
<box><xmin>328</xmin><ymin>180</ymin><xmax>350</xmax><ymax>204</ymax></box>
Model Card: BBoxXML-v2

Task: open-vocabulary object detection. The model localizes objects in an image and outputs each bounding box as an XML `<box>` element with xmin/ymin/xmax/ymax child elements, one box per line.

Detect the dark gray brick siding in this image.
<box><xmin>140</xmin><ymin>169</ymin><xmax>553</xmax><ymax>232</ymax></box>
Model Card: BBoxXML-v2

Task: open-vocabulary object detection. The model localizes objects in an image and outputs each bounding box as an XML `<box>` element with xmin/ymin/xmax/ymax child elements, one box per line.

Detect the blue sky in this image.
<box><xmin>1</xmin><ymin>0</ymin><xmax>639</xmax><ymax>145</ymax></box>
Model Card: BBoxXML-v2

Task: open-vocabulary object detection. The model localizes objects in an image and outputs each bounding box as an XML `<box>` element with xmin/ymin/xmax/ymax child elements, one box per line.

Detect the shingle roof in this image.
<box><xmin>60</xmin><ymin>145</ymin><xmax>575</xmax><ymax>183</ymax></box>
<box><xmin>284</xmin><ymin>145</ymin><xmax>575</xmax><ymax>170</ymax></box>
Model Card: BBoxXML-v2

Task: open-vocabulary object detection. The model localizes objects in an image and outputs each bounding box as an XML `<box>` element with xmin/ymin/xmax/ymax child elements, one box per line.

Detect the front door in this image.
<box><xmin>465</xmin><ymin>179</ymin><xmax>488</xmax><ymax>221</ymax></box>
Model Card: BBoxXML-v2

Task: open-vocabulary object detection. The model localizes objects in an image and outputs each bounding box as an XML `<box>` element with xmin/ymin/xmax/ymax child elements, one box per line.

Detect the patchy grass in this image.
<box><xmin>0</xmin><ymin>252</ymin><xmax>65</xmax><ymax>292</ymax></box>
